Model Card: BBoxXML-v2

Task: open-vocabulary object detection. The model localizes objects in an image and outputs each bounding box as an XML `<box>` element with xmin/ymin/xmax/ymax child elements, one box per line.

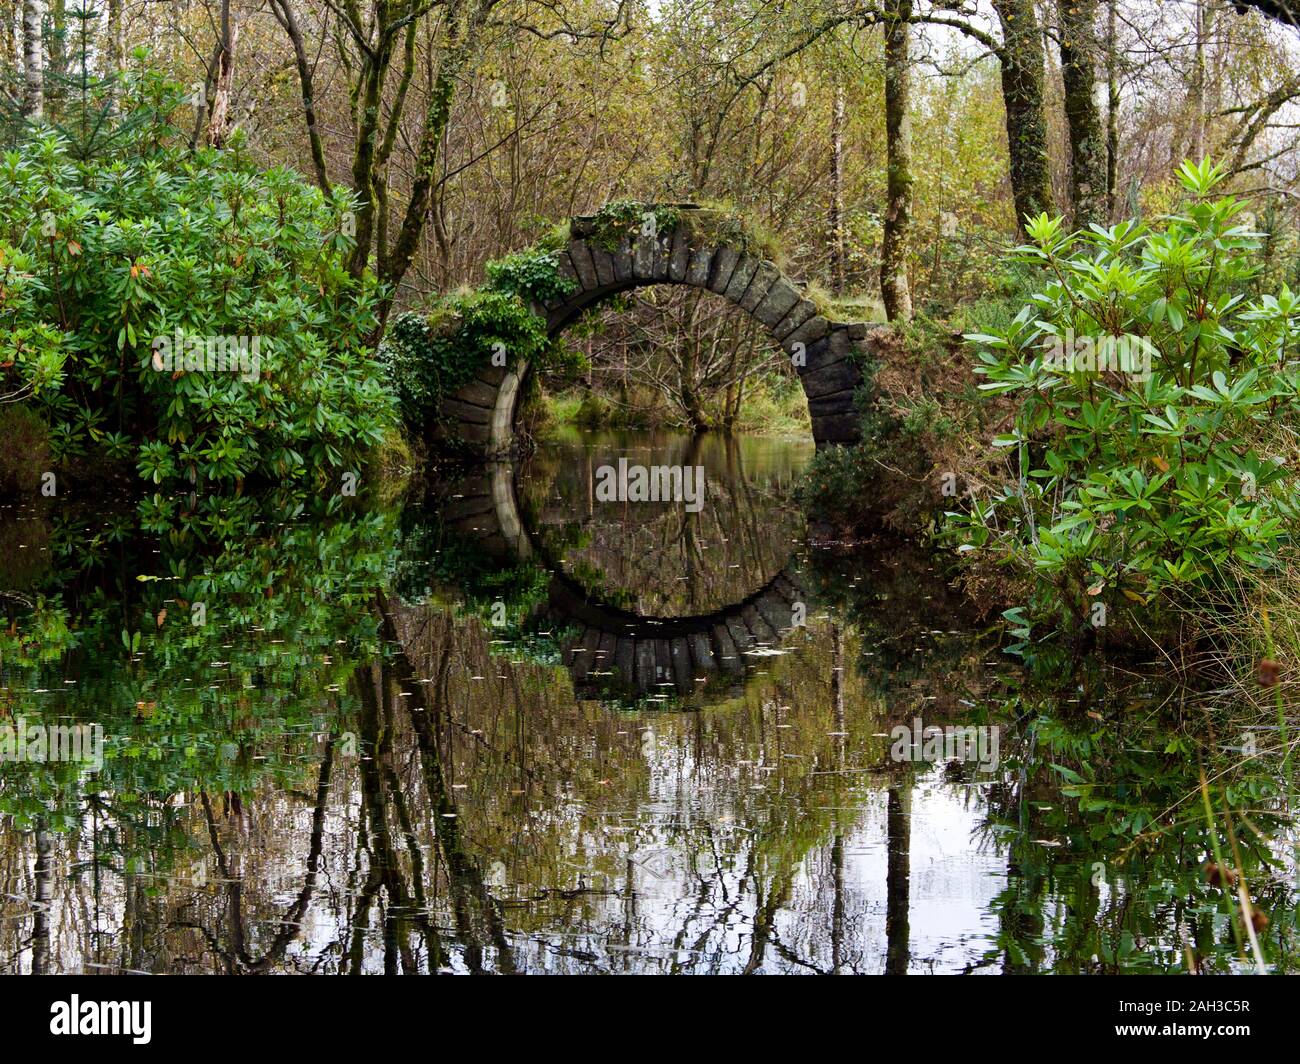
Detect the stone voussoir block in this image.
<box><xmin>653</xmin><ymin>230</ymin><xmax>675</xmax><ymax>278</ymax></box>
<box><xmin>566</xmin><ymin>241</ymin><xmax>599</xmax><ymax>290</ymax></box>
<box><xmin>784</xmin><ymin>313</ymin><xmax>831</xmax><ymax>352</ymax></box>
<box><xmin>632</xmin><ymin>232</ymin><xmax>661</xmax><ymax>279</ymax></box>
<box><xmin>739</xmin><ymin>262</ymin><xmax>782</xmax><ymax>314</ymax></box>
<box><xmin>825</xmin><ymin>325</ymin><xmax>856</xmax><ymax>360</ymax></box>
<box><xmin>723</xmin><ymin>254</ymin><xmax>760</xmax><ymax>303</ymax></box>
<box><xmin>554</xmin><ymin>250</ymin><xmax>580</xmax><ymax>287</ymax></box>
<box><xmin>668</xmin><ymin>226</ymin><xmax>691</xmax><ymax>282</ymax></box>
<box><xmin>707</xmin><ymin>247</ymin><xmax>739</xmax><ymax>293</ymax></box>
<box><xmin>611</xmin><ymin>237</ymin><xmax>635</xmax><ymax>282</ymax></box>
<box><xmin>752</xmin><ymin>279</ymin><xmax>802</xmax><ymax>329</ymax></box>
<box><xmin>685</xmin><ymin>246</ymin><xmax>714</xmax><ymax>288</ymax></box>
<box><xmin>774</xmin><ymin>298</ymin><xmax>816</xmax><ymax>342</ymax></box>
<box><xmin>792</xmin><ymin>336</ymin><xmax>830</xmax><ymax>377</ymax></box>
<box><xmin>587</xmin><ymin>243</ymin><xmax>618</xmax><ymax>287</ymax></box>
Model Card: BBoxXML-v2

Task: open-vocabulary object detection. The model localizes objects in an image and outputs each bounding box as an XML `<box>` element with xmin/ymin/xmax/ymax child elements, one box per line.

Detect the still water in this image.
<box><xmin>1</xmin><ymin>430</ymin><xmax>1297</xmax><ymax>973</ymax></box>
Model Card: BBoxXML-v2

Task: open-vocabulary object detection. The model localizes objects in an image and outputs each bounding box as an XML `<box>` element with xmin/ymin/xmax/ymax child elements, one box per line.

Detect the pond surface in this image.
<box><xmin>1</xmin><ymin>429</ymin><xmax>1297</xmax><ymax>973</ymax></box>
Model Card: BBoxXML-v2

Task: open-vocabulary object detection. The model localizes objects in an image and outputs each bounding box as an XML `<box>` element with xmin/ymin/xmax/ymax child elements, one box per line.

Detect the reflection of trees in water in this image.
<box><xmin>375</xmin><ymin>597</ymin><xmax>900</xmax><ymax>973</ymax></box>
<box><xmin>518</xmin><ymin>434</ymin><xmax>808</xmax><ymax>616</ymax></box>
<box><xmin>0</xmin><ymin>494</ymin><xmax>397</xmax><ymax>974</ymax></box>
<box><xmin>6</xmin><ymin>598</ymin><xmax>1295</xmax><ymax>973</ymax></box>
<box><xmin>4</xmin><ymin>494</ymin><xmax>1297</xmax><ymax>973</ymax></box>
<box><xmin>2</xmin><ymin>595</ymin><xmax>925</xmax><ymax>973</ymax></box>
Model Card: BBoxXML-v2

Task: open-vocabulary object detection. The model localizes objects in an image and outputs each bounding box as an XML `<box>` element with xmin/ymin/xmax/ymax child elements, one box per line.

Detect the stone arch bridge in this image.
<box><xmin>439</xmin><ymin>204</ymin><xmax>884</xmax><ymax>453</ymax></box>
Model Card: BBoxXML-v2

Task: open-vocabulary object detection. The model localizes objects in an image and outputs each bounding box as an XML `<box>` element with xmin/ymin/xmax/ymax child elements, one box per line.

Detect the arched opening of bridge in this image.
<box><xmin>539</xmin><ymin>284</ymin><xmax>815</xmax><ymax>442</ymax></box>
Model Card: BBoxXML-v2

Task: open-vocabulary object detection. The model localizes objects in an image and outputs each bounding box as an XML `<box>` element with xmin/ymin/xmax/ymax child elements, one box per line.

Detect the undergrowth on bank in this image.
<box><xmin>944</xmin><ymin>160</ymin><xmax>1300</xmax><ymax>650</ymax></box>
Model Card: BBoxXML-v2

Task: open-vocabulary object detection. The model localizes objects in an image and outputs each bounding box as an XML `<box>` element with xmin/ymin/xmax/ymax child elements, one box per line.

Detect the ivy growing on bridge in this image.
<box><xmin>380</xmin><ymin>244</ymin><xmax>582</xmax><ymax>435</ymax></box>
<box><xmin>585</xmin><ymin>200</ymin><xmax>683</xmax><ymax>252</ymax></box>
<box><xmin>580</xmin><ymin>199</ymin><xmax>782</xmax><ymax>264</ymax></box>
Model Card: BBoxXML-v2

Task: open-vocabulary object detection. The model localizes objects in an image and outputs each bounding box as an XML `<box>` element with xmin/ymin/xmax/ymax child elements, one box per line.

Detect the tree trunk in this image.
<box><xmin>992</xmin><ymin>0</ymin><xmax>1056</xmax><ymax>227</ymax></box>
<box><xmin>1059</xmin><ymin>0</ymin><xmax>1105</xmax><ymax>228</ymax></box>
<box><xmin>881</xmin><ymin>0</ymin><xmax>914</xmax><ymax>322</ymax></box>
<box><xmin>207</xmin><ymin>0</ymin><xmax>237</xmax><ymax>148</ymax></box>
<box><xmin>378</xmin><ymin>1</ymin><xmax>491</xmax><ymax>315</ymax></box>
<box><xmin>269</xmin><ymin>0</ymin><xmax>331</xmax><ymax>193</ymax></box>
<box><xmin>46</xmin><ymin>0</ymin><xmax>65</xmax><ymax>114</ymax></box>
<box><xmin>21</xmin><ymin>0</ymin><xmax>42</xmax><ymax>119</ymax></box>
<box><xmin>1105</xmin><ymin>0</ymin><xmax>1119</xmax><ymax>220</ymax></box>
<box><xmin>1</xmin><ymin>2</ymin><xmax>13</xmax><ymax>73</ymax></box>
<box><xmin>885</xmin><ymin>783</ymin><xmax>911</xmax><ymax>975</ymax></box>
<box><xmin>829</xmin><ymin>80</ymin><xmax>845</xmax><ymax>295</ymax></box>
<box><xmin>1188</xmin><ymin>0</ymin><xmax>1214</xmax><ymax>161</ymax></box>
<box><xmin>106</xmin><ymin>0</ymin><xmax>124</xmax><ymax>97</ymax></box>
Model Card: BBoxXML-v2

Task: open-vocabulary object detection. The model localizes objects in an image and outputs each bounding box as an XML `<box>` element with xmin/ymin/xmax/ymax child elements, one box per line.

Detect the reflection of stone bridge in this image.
<box><xmin>441</xmin><ymin>465</ymin><xmax>813</xmax><ymax>702</ymax></box>
<box><xmin>439</xmin><ymin>204</ymin><xmax>885</xmax><ymax>454</ymax></box>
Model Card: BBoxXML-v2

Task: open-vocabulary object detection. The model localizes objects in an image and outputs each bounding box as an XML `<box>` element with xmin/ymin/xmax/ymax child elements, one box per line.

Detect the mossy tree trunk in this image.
<box><xmin>322</xmin><ymin>0</ymin><xmax>494</xmax><ymax>326</ymax></box>
<box><xmin>379</xmin><ymin>3</ymin><xmax>489</xmax><ymax>309</ymax></box>
<box><xmin>1059</xmin><ymin>0</ymin><xmax>1106</xmax><ymax>228</ymax></box>
<box><xmin>46</xmin><ymin>0</ymin><xmax>64</xmax><ymax>115</ymax></box>
<box><xmin>268</xmin><ymin>0</ymin><xmax>329</xmax><ymax>192</ymax></box>
<box><xmin>829</xmin><ymin>80</ymin><xmax>846</xmax><ymax>295</ymax></box>
<box><xmin>106</xmin><ymin>0</ymin><xmax>122</xmax><ymax>71</ymax></box>
<box><xmin>992</xmin><ymin>0</ymin><xmax>1056</xmax><ymax>229</ymax></box>
<box><xmin>881</xmin><ymin>0</ymin><xmax>913</xmax><ymax>322</ymax></box>
<box><xmin>0</xmin><ymin>3</ymin><xmax>11</xmax><ymax>72</ymax></box>
<box><xmin>1105</xmin><ymin>0</ymin><xmax>1119</xmax><ymax>219</ymax></box>
<box><xmin>105</xmin><ymin>0</ymin><xmax>124</xmax><ymax>109</ymax></box>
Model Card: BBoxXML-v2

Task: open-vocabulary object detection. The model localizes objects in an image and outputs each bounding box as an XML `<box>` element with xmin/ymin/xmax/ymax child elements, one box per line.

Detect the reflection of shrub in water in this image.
<box><xmin>806</xmin><ymin>536</ymin><xmax>997</xmax><ymax>707</ymax></box>
<box><xmin>980</xmin><ymin>666</ymin><xmax>1295</xmax><ymax>973</ymax></box>
<box><xmin>387</xmin><ymin>501</ymin><xmax>553</xmax><ymax>622</ymax></box>
<box><xmin>0</xmin><ymin>494</ymin><xmax>399</xmax><ymax>844</ymax></box>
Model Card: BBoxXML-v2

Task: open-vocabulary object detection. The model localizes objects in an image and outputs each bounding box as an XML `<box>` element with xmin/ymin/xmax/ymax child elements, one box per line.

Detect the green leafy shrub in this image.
<box><xmin>946</xmin><ymin>160</ymin><xmax>1300</xmax><ymax>646</ymax></box>
<box><xmin>1</xmin><ymin>68</ymin><xmax>395</xmax><ymax>492</ymax></box>
<box><xmin>0</xmin><ymin>250</ymin><xmax>67</xmax><ymax>405</ymax></box>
